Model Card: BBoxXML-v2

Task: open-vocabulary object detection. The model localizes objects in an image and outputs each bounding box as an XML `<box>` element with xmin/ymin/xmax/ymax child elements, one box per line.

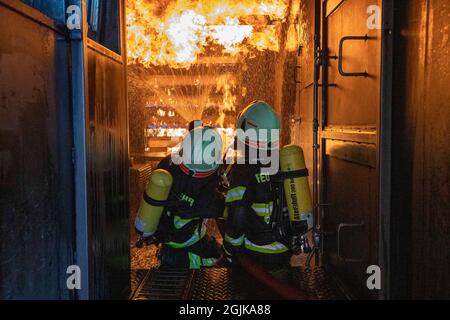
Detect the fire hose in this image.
<box><xmin>216</xmin><ymin>219</ymin><xmax>315</xmax><ymax>300</ymax></box>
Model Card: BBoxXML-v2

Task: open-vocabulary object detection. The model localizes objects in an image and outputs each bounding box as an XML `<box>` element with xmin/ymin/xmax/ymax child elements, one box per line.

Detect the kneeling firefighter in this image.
<box><xmin>135</xmin><ymin>126</ymin><xmax>225</xmax><ymax>269</ymax></box>
<box><xmin>223</xmin><ymin>101</ymin><xmax>314</xmax><ymax>274</ymax></box>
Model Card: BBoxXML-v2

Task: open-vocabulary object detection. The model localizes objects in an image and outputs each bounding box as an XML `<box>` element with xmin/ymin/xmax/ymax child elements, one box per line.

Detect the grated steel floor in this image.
<box><xmin>130</xmin><ymin>220</ymin><xmax>348</xmax><ymax>300</ymax></box>
<box><xmin>132</xmin><ymin>268</ymin><xmax>194</xmax><ymax>300</ymax></box>
<box><xmin>291</xmin><ymin>266</ymin><xmax>348</xmax><ymax>300</ymax></box>
<box><xmin>130</xmin><ymin>265</ymin><xmax>347</xmax><ymax>300</ymax></box>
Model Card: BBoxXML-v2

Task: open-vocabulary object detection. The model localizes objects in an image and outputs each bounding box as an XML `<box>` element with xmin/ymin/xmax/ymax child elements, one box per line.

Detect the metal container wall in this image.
<box><xmin>391</xmin><ymin>0</ymin><xmax>450</xmax><ymax>299</ymax></box>
<box><xmin>86</xmin><ymin>41</ymin><xmax>130</xmax><ymax>299</ymax></box>
<box><xmin>0</xmin><ymin>1</ymin><xmax>75</xmax><ymax>299</ymax></box>
<box><xmin>1</xmin><ymin>0</ymin><xmax>130</xmax><ymax>300</ymax></box>
<box><xmin>321</xmin><ymin>0</ymin><xmax>381</xmax><ymax>298</ymax></box>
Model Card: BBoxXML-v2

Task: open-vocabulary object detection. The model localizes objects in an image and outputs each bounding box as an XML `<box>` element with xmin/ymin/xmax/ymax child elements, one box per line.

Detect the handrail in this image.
<box><xmin>338</xmin><ymin>35</ymin><xmax>369</xmax><ymax>77</ymax></box>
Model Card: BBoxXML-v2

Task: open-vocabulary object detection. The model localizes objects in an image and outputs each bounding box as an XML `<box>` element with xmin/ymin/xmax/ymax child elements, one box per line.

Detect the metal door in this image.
<box><xmin>84</xmin><ymin>0</ymin><xmax>130</xmax><ymax>299</ymax></box>
<box><xmin>295</xmin><ymin>0</ymin><xmax>388</xmax><ymax>298</ymax></box>
<box><xmin>0</xmin><ymin>0</ymin><xmax>75</xmax><ymax>299</ymax></box>
<box><xmin>319</xmin><ymin>0</ymin><xmax>382</xmax><ymax>298</ymax></box>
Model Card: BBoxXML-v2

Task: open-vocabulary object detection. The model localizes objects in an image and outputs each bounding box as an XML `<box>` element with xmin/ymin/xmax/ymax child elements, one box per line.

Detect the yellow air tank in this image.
<box><xmin>280</xmin><ymin>145</ymin><xmax>313</xmax><ymax>232</ymax></box>
<box><xmin>135</xmin><ymin>169</ymin><xmax>173</xmax><ymax>237</ymax></box>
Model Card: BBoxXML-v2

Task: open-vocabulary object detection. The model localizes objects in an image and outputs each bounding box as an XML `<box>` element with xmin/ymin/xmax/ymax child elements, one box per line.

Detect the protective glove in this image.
<box><xmin>134</xmin><ymin>229</ymin><xmax>158</xmax><ymax>248</ymax></box>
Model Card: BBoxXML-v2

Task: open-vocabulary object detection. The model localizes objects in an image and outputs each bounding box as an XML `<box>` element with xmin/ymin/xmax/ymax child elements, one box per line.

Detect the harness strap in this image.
<box><xmin>271</xmin><ymin>168</ymin><xmax>309</xmax><ymax>182</ymax></box>
<box><xmin>143</xmin><ymin>192</ymin><xmax>182</xmax><ymax>207</ymax></box>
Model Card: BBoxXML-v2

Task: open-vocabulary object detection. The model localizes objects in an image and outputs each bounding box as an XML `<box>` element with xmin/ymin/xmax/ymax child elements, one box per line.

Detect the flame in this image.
<box><xmin>215</xmin><ymin>73</ymin><xmax>237</xmax><ymax>127</ymax></box>
<box><xmin>285</xmin><ymin>0</ymin><xmax>300</xmax><ymax>52</ymax></box>
<box><xmin>126</xmin><ymin>0</ymin><xmax>289</xmax><ymax>68</ymax></box>
<box><xmin>285</xmin><ymin>23</ymin><xmax>298</xmax><ymax>52</ymax></box>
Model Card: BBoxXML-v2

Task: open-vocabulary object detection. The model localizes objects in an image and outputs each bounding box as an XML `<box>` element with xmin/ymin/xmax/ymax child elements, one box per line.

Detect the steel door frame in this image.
<box><xmin>378</xmin><ymin>0</ymin><xmax>394</xmax><ymax>300</ymax></box>
<box><xmin>68</xmin><ymin>0</ymin><xmax>90</xmax><ymax>300</ymax></box>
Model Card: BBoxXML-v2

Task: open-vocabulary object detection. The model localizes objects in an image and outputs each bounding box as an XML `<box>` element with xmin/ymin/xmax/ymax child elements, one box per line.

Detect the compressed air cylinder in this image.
<box><xmin>135</xmin><ymin>169</ymin><xmax>173</xmax><ymax>237</ymax></box>
<box><xmin>280</xmin><ymin>145</ymin><xmax>313</xmax><ymax>231</ymax></box>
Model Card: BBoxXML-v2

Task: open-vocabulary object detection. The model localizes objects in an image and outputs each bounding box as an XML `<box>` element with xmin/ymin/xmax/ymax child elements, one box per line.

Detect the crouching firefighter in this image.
<box><xmin>223</xmin><ymin>101</ymin><xmax>314</xmax><ymax>274</ymax></box>
<box><xmin>135</xmin><ymin>126</ymin><xmax>225</xmax><ymax>269</ymax></box>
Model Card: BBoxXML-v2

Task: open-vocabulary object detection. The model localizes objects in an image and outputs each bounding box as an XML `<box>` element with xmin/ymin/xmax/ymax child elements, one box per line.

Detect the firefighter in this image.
<box><xmin>223</xmin><ymin>101</ymin><xmax>291</xmax><ymax>272</ymax></box>
<box><xmin>139</xmin><ymin>126</ymin><xmax>225</xmax><ymax>269</ymax></box>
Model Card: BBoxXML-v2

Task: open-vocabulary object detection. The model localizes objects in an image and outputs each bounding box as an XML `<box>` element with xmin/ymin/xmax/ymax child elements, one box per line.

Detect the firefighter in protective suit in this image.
<box><xmin>223</xmin><ymin>101</ymin><xmax>291</xmax><ymax>271</ymax></box>
<box><xmin>145</xmin><ymin>126</ymin><xmax>225</xmax><ymax>269</ymax></box>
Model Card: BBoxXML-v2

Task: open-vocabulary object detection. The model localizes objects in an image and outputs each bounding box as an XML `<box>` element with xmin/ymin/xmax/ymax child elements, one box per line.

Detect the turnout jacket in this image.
<box><xmin>156</xmin><ymin>156</ymin><xmax>224</xmax><ymax>249</ymax></box>
<box><xmin>224</xmin><ymin>163</ymin><xmax>289</xmax><ymax>255</ymax></box>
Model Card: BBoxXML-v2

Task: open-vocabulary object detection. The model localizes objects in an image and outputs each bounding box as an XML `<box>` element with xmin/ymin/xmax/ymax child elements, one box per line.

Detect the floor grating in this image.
<box><xmin>131</xmin><ymin>265</ymin><xmax>347</xmax><ymax>300</ymax></box>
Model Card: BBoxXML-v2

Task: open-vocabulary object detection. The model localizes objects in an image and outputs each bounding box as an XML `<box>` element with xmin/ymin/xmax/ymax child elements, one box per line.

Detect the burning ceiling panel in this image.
<box><xmin>126</xmin><ymin>0</ymin><xmax>290</xmax><ymax>68</ymax></box>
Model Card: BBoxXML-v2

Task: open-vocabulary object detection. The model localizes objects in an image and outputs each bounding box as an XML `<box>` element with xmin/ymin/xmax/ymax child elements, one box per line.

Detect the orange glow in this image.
<box><xmin>126</xmin><ymin>0</ymin><xmax>289</xmax><ymax>68</ymax></box>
